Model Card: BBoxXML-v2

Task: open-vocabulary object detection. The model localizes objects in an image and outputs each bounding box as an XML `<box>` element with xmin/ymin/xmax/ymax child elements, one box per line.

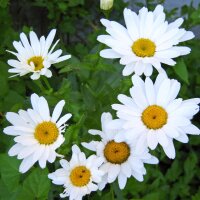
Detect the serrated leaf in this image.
<box><xmin>184</xmin><ymin>151</ymin><xmax>197</xmax><ymax>183</ymax></box>
<box><xmin>166</xmin><ymin>160</ymin><xmax>182</xmax><ymax>182</ymax></box>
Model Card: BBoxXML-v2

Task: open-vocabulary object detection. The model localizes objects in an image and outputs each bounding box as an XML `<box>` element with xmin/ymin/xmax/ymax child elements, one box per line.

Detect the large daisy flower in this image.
<box><xmin>7</xmin><ymin>29</ymin><xmax>71</xmax><ymax>80</ymax></box>
<box><xmin>3</xmin><ymin>93</ymin><xmax>72</xmax><ymax>173</ymax></box>
<box><xmin>48</xmin><ymin>145</ymin><xmax>104</xmax><ymax>200</ymax></box>
<box><xmin>97</xmin><ymin>5</ymin><xmax>194</xmax><ymax>76</ymax></box>
<box><xmin>110</xmin><ymin>74</ymin><xmax>200</xmax><ymax>159</ymax></box>
<box><xmin>82</xmin><ymin>113</ymin><xmax>158</xmax><ymax>190</ymax></box>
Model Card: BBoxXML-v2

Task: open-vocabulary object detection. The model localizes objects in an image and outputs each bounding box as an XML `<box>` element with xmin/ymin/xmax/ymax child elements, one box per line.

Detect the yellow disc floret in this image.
<box><xmin>132</xmin><ymin>38</ymin><xmax>156</xmax><ymax>57</ymax></box>
<box><xmin>34</xmin><ymin>121</ymin><xmax>59</xmax><ymax>145</ymax></box>
<box><xmin>104</xmin><ymin>140</ymin><xmax>130</xmax><ymax>164</ymax></box>
<box><xmin>70</xmin><ymin>166</ymin><xmax>91</xmax><ymax>187</ymax></box>
<box><xmin>28</xmin><ymin>56</ymin><xmax>44</xmax><ymax>71</ymax></box>
<box><xmin>142</xmin><ymin>105</ymin><xmax>168</xmax><ymax>130</ymax></box>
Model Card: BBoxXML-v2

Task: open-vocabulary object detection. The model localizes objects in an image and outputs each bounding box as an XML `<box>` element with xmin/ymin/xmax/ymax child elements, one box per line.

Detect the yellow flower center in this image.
<box><xmin>70</xmin><ymin>166</ymin><xmax>91</xmax><ymax>187</ymax></box>
<box><xmin>34</xmin><ymin>121</ymin><xmax>59</xmax><ymax>145</ymax></box>
<box><xmin>104</xmin><ymin>140</ymin><xmax>130</xmax><ymax>164</ymax></box>
<box><xmin>132</xmin><ymin>38</ymin><xmax>156</xmax><ymax>57</ymax></box>
<box><xmin>142</xmin><ymin>105</ymin><xmax>168</xmax><ymax>130</ymax></box>
<box><xmin>28</xmin><ymin>56</ymin><xmax>44</xmax><ymax>71</ymax></box>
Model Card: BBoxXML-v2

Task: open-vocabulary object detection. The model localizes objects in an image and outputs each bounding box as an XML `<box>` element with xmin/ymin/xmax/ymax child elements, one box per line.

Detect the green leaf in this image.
<box><xmin>0</xmin><ymin>180</ymin><xmax>22</xmax><ymax>200</ymax></box>
<box><xmin>0</xmin><ymin>154</ymin><xmax>21</xmax><ymax>191</ymax></box>
<box><xmin>0</xmin><ymin>0</ymin><xmax>9</xmax><ymax>8</ymax></box>
<box><xmin>113</xmin><ymin>181</ymin><xmax>125</xmax><ymax>200</ymax></box>
<box><xmin>184</xmin><ymin>151</ymin><xmax>197</xmax><ymax>183</ymax></box>
<box><xmin>18</xmin><ymin>168</ymin><xmax>51</xmax><ymax>200</ymax></box>
<box><xmin>101</xmin><ymin>189</ymin><xmax>113</xmax><ymax>200</ymax></box>
<box><xmin>68</xmin><ymin>0</ymin><xmax>84</xmax><ymax>7</ymax></box>
<box><xmin>192</xmin><ymin>190</ymin><xmax>200</xmax><ymax>200</ymax></box>
<box><xmin>166</xmin><ymin>160</ymin><xmax>182</xmax><ymax>182</ymax></box>
<box><xmin>143</xmin><ymin>192</ymin><xmax>159</xmax><ymax>200</ymax></box>
<box><xmin>2</xmin><ymin>90</ymin><xmax>24</xmax><ymax>112</ymax></box>
<box><xmin>173</xmin><ymin>59</ymin><xmax>189</xmax><ymax>84</ymax></box>
<box><xmin>0</xmin><ymin>61</ymin><xmax>9</xmax><ymax>97</ymax></box>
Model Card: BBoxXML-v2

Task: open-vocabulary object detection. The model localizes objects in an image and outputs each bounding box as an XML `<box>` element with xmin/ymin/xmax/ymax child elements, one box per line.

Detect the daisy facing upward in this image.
<box><xmin>110</xmin><ymin>74</ymin><xmax>200</xmax><ymax>159</ymax></box>
<box><xmin>3</xmin><ymin>93</ymin><xmax>72</xmax><ymax>173</ymax></box>
<box><xmin>82</xmin><ymin>112</ymin><xmax>158</xmax><ymax>190</ymax></box>
<box><xmin>98</xmin><ymin>5</ymin><xmax>194</xmax><ymax>76</ymax></box>
<box><xmin>48</xmin><ymin>145</ymin><xmax>104</xmax><ymax>200</ymax></box>
<box><xmin>7</xmin><ymin>29</ymin><xmax>71</xmax><ymax>80</ymax></box>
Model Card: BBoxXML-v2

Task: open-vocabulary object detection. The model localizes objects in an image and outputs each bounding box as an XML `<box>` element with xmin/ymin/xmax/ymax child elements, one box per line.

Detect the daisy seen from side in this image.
<box><xmin>7</xmin><ymin>29</ymin><xmax>71</xmax><ymax>80</ymax></box>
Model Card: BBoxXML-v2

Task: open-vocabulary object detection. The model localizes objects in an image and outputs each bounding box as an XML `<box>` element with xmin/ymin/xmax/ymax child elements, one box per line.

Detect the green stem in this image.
<box><xmin>34</xmin><ymin>79</ymin><xmax>46</xmax><ymax>92</ymax></box>
<box><xmin>42</xmin><ymin>76</ymin><xmax>53</xmax><ymax>93</ymax></box>
<box><xmin>113</xmin><ymin>181</ymin><xmax>125</xmax><ymax>200</ymax></box>
<box><xmin>111</xmin><ymin>185</ymin><xmax>115</xmax><ymax>200</ymax></box>
<box><xmin>103</xmin><ymin>9</ymin><xmax>111</xmax><ymax>19</ymax></box>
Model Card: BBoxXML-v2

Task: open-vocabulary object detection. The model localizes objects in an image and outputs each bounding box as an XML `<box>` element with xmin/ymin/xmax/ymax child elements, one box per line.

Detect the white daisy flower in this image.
<box><xmin>97</xmin><ymin>5</ymin><xmax>194</xmax><ymax>76</ymax></box>
<box><xmin>48</xmin><ymin>145</ymin><xmax>104</xmax><ymax>200</ymax></box>
<box><xmin>111</xmin><ymin>74</ymin><xmax>200</xmax><ymax>159</ymax></box>
<box><xmin>7</xmin><ymin>29</ymin><xmax>71</xmax><ymax>80</ymax></box>
<box><xmin>82</xmin><ymin>112</ymin><xmax>158</xmax><ymax>190</ymax></box>
<box><xmin>3</xmin><ymin>93</ymin><xmax>72</xmax><ymax>173</ymax></box>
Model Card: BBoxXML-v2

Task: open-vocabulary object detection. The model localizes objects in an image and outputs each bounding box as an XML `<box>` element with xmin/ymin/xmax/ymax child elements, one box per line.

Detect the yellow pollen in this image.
<box><xmin>132</xmin><ymin>38</ymin><xmax>156</xmax><ymax>57</ymax></box>
<box><xmin>104</xmin><ymin>140</ymin><xmax>130</xmax><ymax>164</ymax></box>
<box><xmin>34</xmin><ymin>121</ymin><xmax>59</xmax><ymax>145</ymax></box>
<box><xmin>70</xmin><ymin>166</ymin><xmax>91</xmax><ymax>187</ymax></box>
<box><xmin>28</xmin><ymin>56</ymin><xmax>44</xmax><ymax>71</ymax></box>
<box><xmin>142</xmin><ymin>105</ymin><xmax>168</xmax><ymax>130</ymax></box>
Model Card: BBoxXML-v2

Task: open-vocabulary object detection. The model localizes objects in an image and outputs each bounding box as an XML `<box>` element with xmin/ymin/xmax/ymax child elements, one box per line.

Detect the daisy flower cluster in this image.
<box><xmin>3</xmin><ymin>4</ymin><xmax>200</xmax><ymax>200</ymax></box>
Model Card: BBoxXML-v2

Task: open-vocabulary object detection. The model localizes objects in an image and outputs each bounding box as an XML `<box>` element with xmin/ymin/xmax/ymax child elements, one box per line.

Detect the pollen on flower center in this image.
<box><xmin>142</xmin><ymin>105</ymin><xmax>168</xmax><ymax>130</ymax></box>
<box><xmin>34</xmin><ymin>121</ymin><xmax>59</xmax><ymax>145</ymax></box>
<box><xmin>104</xmin><ymin>140</ymin><xmax>130</xmax><ymax>164</ymax></box>
<box><xmin>70</xmin><ymin>166</ymin><xmax>91</xmax><ymax>187</ymax></box>
<box><xmin>28</xmin><ymin>56</ymin><xmax>44</xmax><ymax>71</ymax></box>
<box><xmin>132</xmin><ymin>38</ymin><xmax>156</xmax><ymax>57</ymax></box>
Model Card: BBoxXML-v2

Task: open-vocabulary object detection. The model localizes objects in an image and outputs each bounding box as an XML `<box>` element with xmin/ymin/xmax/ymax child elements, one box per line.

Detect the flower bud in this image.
<box><xmin>100</xmin><ymin>0</ymin><xmax>114</xmax><ymax>11</ymax></box>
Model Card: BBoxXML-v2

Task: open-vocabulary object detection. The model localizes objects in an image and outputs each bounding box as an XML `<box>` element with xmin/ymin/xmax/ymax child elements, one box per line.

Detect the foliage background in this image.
<box><xmin>0</xmin><ymin>0</ymin><xmax>200</xmax><ymax>199</ymax></box>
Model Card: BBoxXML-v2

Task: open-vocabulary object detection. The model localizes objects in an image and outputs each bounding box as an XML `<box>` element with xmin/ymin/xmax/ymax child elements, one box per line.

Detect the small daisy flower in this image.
<box><xmin>82</xmin><ymin>113</ymin><xmax>158</xmax><ymax>190</ymax></box>
<box><xmin>111</xmin><ymin>74</ymin><xmax>200</xmax><ymax>159</ymax></box>
<box><xmin>48</xmin><ymin>145</ymin><xmax>104</xmax><ymax>200</ymax></box>
<box><xmin>7</xmin><ymin>29</ymin><xmax>71</xmax><ymax>80</ymax></box>
<box><xmin>97</xmin><ymin>5</ymin><xmax>194</xmax><ymax>76</ymax></box>
<box><xmin>3</xmin><ymin>93</ymin><xmax>72</xmax><ymax>173</ymax></box>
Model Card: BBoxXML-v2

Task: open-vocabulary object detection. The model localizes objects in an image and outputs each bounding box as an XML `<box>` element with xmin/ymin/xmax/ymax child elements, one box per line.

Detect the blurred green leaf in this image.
<box><xmin>0</xmin><ymin>0</ymin><xmax>9</xmax><ymax>8</ymax></box>
<box><xmin>0</xmin><ymin>180</ymin><xmax>21</xmax><ymax>200</ymax></box>
<box><xmin>18</xmin><ymin>168</ymin><xmax>50</xmax><ymax>200</ymax></box>
<box><xmin>173</xmin><ymin>59</ymin><xmax>189</xmax><ymax>84</ymax></box>
<box><xmin>0</xmin><ymin>154</ymin><xmax>20</xmax><ymax>191</ymax></box>
<box><xmin>166</xmin><ymin>160</ymin><xmax>182</xmax><ymax>182</ymax></box>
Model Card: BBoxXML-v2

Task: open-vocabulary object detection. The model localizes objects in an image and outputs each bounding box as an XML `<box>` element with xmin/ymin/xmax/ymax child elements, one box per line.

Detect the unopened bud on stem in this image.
<box><xmin>100</xmin><ymin>0</ymin><xmax>114</xmax><ymax>11</ymax></box>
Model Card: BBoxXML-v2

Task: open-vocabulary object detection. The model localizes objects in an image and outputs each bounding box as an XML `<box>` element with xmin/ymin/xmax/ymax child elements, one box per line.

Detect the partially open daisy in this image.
<box><xmin>3</xmin><ymin>93</ymin><xmax>72</xmax><ymax>173</ymax></box>
<box><xmin>97</xmin><ymin>5</ymin><xmax>194</xmax><ymax>76</ymax></box>
<box><xmin>82</xmin><ymin>113</ymin><xmax>158</xmax><ymax>190</ymax></box>
<box><xmin>111</xmin><ymin>74</ymin><xmax>200</xmax><ymax>159</ymax></box>
<box><xmin>7</xmin><ymin>29</ymin><xmax>71</xmax><ymax>80</ymax></box>
<box><xmin>48</xmin><ymin>145</ymin><xmax>104</xmax><ymax>200</ymax></box>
